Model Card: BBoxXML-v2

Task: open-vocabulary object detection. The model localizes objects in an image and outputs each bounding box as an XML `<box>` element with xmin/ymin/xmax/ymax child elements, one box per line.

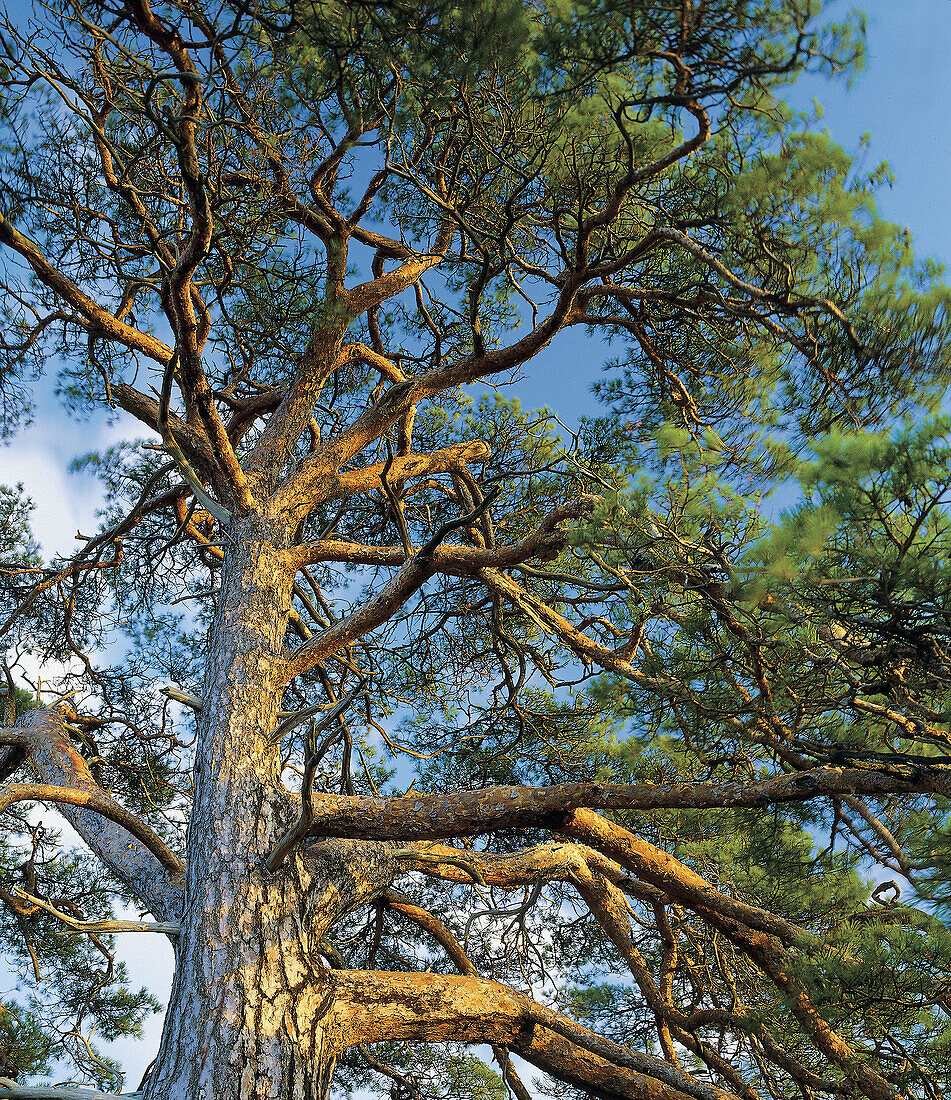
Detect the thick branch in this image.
<box><xmin>0</xmin><ymin>1082</ymin><xmax>142</xmax><ymax>1100</ymax></box>
<box><xmin>330</xmin><ymin>970</ymin><xmax>739</xmax><ymax>1100</ymax></box>
<box><xmin>274</xmin><ymin>275</ymin><xmax>586</xmax><ymax>513</ymax></box>
<box><xmin>342</xmin><ymin>218</ymin><xmax>454</xmax><ymax>316</ymax></box>
<box><xmin>290</xmin><ymin>495</ymin><xmax>599</xmax><ymax>571</ymax></box>
<box><xmin>398</xmin><ymin>839</ymin><xmax>663</xmax><ymax>903</ymax></box>
<box><xmin>380</xmin><ymin>890</ymin><xmax>621</xmax><ymax>1100</ymax></box>
<box><xmin>300</xmin><ymin>766</ymin><xmax>947</xmax><ymax>844</ymax></box>
<box><xmin>4</xmin><ymin>707</ymin><xmax>184</xmax><ymax>921</ymax></box>
<box><xmin>0</xmin><ymin>215</ymin><xmax>173</xmax><ymax>365</ymax></box>
<box><xmin>331</xmin><ymin>440</ymin><xmax>490</xmax><ymax>501</ymax></box>
<box><xmin>561</xmin><ymin>811</ymin><xmax>897</xmax><ymax>1100</ymax></box>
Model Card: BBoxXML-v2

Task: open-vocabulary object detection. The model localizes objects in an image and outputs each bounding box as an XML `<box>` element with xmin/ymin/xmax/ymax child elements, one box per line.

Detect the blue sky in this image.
<box><xmin>819</xmin><ymin>1</ymin><xmax>951</xmax><ymax>263</ymax></box>
<box><xmin>508</xmin><ymin>0</ymin><xmax>951</xmax><ymax>416</ymax></box>
<box><xmin>0</xmin><ymin>0</ymin><xmax>949</xmax><ymax>1087</ymax></box>
<box><xmin>1</xmin><ymin>0</ymin><xmax>949</xmax><ymax>558</ymax></box>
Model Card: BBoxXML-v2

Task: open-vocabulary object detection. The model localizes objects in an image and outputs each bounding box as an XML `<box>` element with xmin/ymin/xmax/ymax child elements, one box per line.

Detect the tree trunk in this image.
<box><xmin>136</xmin><ymin>513</ymin><xmax>709</xmax><ymax>1100</ymax></box>
<box><xmin>144</xmin><ymin>515</ymin><xmax>341</xmax><ymax>1100</ymax></box>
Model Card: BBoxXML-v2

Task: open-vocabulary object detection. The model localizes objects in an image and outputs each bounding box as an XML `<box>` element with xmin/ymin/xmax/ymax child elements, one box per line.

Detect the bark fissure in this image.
<box><xmin>0</xmin><ymin>3</ymin><xmax>940</xmax><ymax>1098</ymax></box>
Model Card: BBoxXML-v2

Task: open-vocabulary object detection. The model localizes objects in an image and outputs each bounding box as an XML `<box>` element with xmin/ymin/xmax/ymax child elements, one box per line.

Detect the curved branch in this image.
<box><xmin>342</xmin><ymin>215</ymin><xmax>454</xmax><ymax>316</ymax></box>
<box><xmin>561</xmin><ymin>810</ymin><xmax>896</xmax><ymax>1100</ymax></box>
<box><xmin>379</xmin><ymin>890</ymin><xmax>584</xmax><ymax>1100</ymax></box>
<box><xmin>281</xmin><ymin>551</ymin><xmax>438</xmax><ymax>683</ymax></box>
<box><xmin>0</xmin><ymin>782</ymin><xmax>183</xmax><ymax>874</ymax></box>
<box><xmin>282</xmin><ymin>489</ymin><xmax>511</xmax><ymax>682</ymax></box>
<box><xmin>284</xmin><ymin>274</ymin><xmax>587</xmax><ymax>499</ymax></box>
<box><xmin>290</xmin><ymin>495</ymin><xmax>599</xmax><ymax>571</ymax></box>
<box><xmin>264</xmin><ymin>681</ymin><xmax>368</xmax><ymax>871</ymax></box>
<box><xmin>4</xmin><ymin>707</ymin><xmax>184</xmax><ymax>921</ymax></box>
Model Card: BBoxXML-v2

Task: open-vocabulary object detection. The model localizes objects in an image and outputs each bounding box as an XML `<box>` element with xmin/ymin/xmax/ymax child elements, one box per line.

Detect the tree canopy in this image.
<box><xmin>0</xmin><ymin>2</ymin><xmax>950</xmax><ymax>1099</ymax></box>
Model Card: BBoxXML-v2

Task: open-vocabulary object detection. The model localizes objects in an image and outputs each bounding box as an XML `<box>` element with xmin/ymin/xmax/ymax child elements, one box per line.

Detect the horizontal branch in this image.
<box><xmin>331</xmin><ymin>970</ymin><xmax>739</xmax><ymax>1100</ymax></box>
<box><xmin>290</xmin><ymin>495</ymin><xmax>599</xmax><ymax>571</ymax></box>
<box><xmin>10</xmin><ymin>887</ymin><xmax>179</xmax><ymax>937</ymax></box>
<box><xmin>398</xmin><ymin>839</ymin><xmax>664</xmax><ymax>902</ymax></box>
<box><xmin>278</xmin><ymin>436</ymin><xmax>491</xmax><ymax>522</ymax></box>
<box><xmin>301</xmin><ymin>765</ymin><xmax>949</xmax><ymax>842</ymax></box>
<box><xmin>0</xmin><ymin>1081</ymin><xmax>143</xmax><ymax>1100</ymax></box>
<box><xmin>160</xmin><ymin>685</ymin><xmax>204</xmax><ymax>711</ymax></box>
<box><xmin>332</xmin><ymin>440</ymin><xmax>490</xmax><ymax>500</ymax></box>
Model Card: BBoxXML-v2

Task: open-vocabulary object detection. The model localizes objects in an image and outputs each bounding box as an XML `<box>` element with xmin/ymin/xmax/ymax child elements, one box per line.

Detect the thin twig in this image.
<box><xmin>268</xmin><ymin>678</ymin><xmax>365</xmax><ymax>745</ymax></box>
<box><xmin>155</xmin><ymin>350</ymin><xmax>231</xmax><ymax>524</ymax></box>
<box><xmin>11</xmin><ymin>887</ymin><xmax>179</xmax><ymax>936</ymax></box>
<box><xmin>380</xmin><ymin>449</ymin><xmax>413</xmax><ymax>558</ymax></box>
<box><xmin>419</xmin><ymin>485</ymin><xmax>500</xmax><ymax>558</ymax></box>
<box><xmin>390</xmin><ymin>849</ymin><xmax>487</xmax><ymax>886</ymax></box>
<box><xmin>263</xmin><ymin>680</ymin><xmax>366</xmax><ymax>872</ymax></box>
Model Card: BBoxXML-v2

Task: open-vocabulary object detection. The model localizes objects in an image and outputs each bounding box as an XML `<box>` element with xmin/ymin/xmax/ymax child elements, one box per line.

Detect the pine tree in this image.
<box><xmin>0</xmin><ymin>2</ymin><xmax>949</xmax><ymax>1099</ymax></box>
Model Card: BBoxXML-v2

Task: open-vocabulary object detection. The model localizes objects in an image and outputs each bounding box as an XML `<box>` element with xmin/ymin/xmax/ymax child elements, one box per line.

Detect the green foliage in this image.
<box><xmin>337</xmin><ymin>1043</ymin><xmax>505</xmax><ymax>1100</ymax></box>
<box><xmin>0</xmin><ymin>1001</ymin><xmax>53</xmax><ymax>1081</ymax></box>
<box><xmin>0</xmin><ymin>827</ymin><xmax>161</xmax><ymax>1089</ymax></box>
<box><xmin>0</xmin><ymin>483</ymin><xmax>39</xmax><ymax>567</ymax></box>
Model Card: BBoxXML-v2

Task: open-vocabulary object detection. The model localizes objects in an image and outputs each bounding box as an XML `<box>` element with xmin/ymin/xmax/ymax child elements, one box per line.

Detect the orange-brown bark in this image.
<box><xmin>296</xmin><ymin>766</ymin><xmax>947</xmax><ymax>844</ymax></box>
<box><xmin>0</xmin><ymin>214</ymin><xmax>172</xmax><ymax>366</ymax></box>
<box><xmin>563</xmin><ymin>811</ymin><xmax>896</xmax><ymax>1100</ymax></box>
<box><xmin>330</xmin><ymin>970</ymin><xmax>740</xmax><ymax>1100</ymax></box>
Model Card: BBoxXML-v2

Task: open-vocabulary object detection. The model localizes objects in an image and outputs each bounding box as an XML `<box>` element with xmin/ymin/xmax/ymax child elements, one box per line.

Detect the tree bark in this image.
<box><xmin>143</xmin><ymin>515</ymin><xmax>348</xmax><ymax>1100</ymax></box>
<box><xmin>12</xmin><ymin>708</ymin><xmax>183</xmax><ymax>921</ymax></box>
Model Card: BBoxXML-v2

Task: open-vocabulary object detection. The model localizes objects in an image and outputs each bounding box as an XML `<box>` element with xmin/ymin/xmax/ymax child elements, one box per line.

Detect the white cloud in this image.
<box><xmin>0</xmin><ymin>443</ymin><xmax>101</xmax><ymax>561</ymax></box>
<box><xmin>0</xmin><ymin>400</ymin><xmax>134</xmax><ymax>561</ymax></box>
<box><xmin>0</xmin><ymin>395</ymin><xmax>174</xmax><ymax>1085</ymax></box>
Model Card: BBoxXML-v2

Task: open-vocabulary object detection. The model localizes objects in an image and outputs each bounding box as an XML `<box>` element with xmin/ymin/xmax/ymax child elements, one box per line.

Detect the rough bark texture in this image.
<box><xmin>145</xmin><ymin>517</ymin><xmax>334</xmax><ymax>1100</ymax></box>
<box><xmin>16</xmin><ymin>708</ymin><xmax>184</xmax><ymax>921</ymax></box>
<box><xmin>139</xmin><ymin>516</ymin><xmax>414</xmax><ymax>1099</ymax></box>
